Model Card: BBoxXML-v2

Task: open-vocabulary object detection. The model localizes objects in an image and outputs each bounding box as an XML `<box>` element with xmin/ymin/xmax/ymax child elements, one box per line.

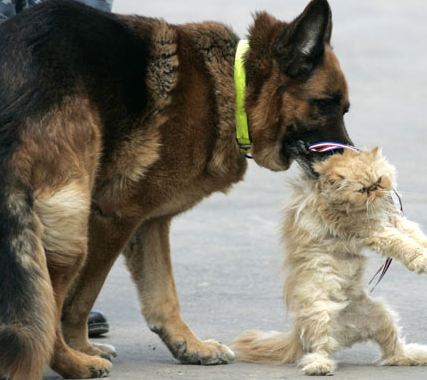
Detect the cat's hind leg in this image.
<box><xmin>382</xmin><ymin>344</ymin><xmax>427</xmax><ymax>366</ymax></box>
<box><xmin>293</xmin><ymin>299</ymin><xmax>344</xmax><ymax>375</ymax></box>
<box><xmin>362</xmin><ymin>298</ymin><xmax>427</xmax><ymax>365</ymax></box>
<box><xmin>337</xmin><ymin>294</ymin><xmax>427</xmax><ymax>365</ymax></box>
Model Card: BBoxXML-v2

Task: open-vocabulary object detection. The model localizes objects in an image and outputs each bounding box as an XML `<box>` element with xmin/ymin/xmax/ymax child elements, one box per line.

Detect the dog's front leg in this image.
<box><xmin>123</xmin><ymin>216</ymin><xmax>235</xmax><ymax>365</ymax></box>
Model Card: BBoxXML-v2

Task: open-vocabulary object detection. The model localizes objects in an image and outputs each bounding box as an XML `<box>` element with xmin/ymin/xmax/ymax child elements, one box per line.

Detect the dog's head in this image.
<box><xmin>245</xmin><ymin>0</ymin><xmax>352</xmax><ymax>171</ymax></box>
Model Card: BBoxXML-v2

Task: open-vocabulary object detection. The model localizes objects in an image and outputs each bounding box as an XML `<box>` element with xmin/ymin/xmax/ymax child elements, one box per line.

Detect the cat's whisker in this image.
<box><xmin>366</xmin><ymin>200</ymin><xmax>374</xmax><ymax>219</ymax></box>
<box><xmin>365</xmin><ymin>198</ymin><xmax>372</xmax><ymax>218</ymax></box>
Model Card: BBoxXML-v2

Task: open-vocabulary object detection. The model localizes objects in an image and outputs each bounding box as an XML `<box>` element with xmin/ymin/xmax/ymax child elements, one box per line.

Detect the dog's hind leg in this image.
<box><xmin>123</xmin><ymin>217</ymin><xmax>235</xmax><ymax>365</ymax></box>
<box><xmin>35</xmin><ymin>181</ymin><xmax>112</xmax><ymax>379</ymax></box>
<box><xmin>0</xmin><ymin>182</ymin><xmax>56</xmax><ymax>380</ymax></box>
<box><xmin>61</xmin><ymin>204</ymin><xmax>139</xmax><ymax>360</ymax></box>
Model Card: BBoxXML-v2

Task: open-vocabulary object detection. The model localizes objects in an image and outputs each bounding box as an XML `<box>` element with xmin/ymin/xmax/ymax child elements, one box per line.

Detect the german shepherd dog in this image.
<box><xmin>0</xmin><ymin>0</ymin><xmax>352</xmax><ymax>378</ymax></box>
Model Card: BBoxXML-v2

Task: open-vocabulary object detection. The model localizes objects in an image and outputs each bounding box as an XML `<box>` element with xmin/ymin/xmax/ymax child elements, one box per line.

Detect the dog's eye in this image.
<box><xmin>313</xmin><ymin>99</ymin><xmax>329</xmax><ymax>107</ymax></box>
<box><xmin>311</xmin><ymin>98</ymin><xmax>339</xmax><ymax>114</ymax></box>
<box><xmin>312</xmin><ymin>98</ymin><xmax>336</xmax><ymax>107</ymax></box>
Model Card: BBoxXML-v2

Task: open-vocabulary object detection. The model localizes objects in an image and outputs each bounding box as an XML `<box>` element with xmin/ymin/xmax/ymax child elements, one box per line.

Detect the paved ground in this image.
<box><xmin>46</xmin><ymin>0</ymin><xmax>427</xmax><ymax>379</ymax></box>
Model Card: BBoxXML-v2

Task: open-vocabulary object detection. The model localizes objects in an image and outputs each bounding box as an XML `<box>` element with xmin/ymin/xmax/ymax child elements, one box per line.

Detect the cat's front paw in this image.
<box><xmin>407</xmin><ymin>254</ymin><xmax>427</xmax><ymax>274</ymax></box>
<box><xmin>299</xmin><ymin>353</ymin><xmax>336</xmax><ymax>376</ymax></box>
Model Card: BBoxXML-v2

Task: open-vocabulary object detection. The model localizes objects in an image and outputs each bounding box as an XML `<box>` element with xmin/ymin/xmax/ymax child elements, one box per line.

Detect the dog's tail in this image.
<box><xmin>0</xmin><ymin>175</ymin><xmax>56</xmax><ymax>380</ymax></box>
<box><xmin>229</xmin><ymin>329</ymin><xmax>302</xmax><ymax>364</ymax></box>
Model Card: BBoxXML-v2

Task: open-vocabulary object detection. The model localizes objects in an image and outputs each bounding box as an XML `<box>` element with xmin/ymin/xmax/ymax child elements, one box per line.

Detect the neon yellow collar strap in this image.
<box><xmin>234</xmin><ymin>39</ymin><xmax>252</xmax><ymax>154</ymax></box>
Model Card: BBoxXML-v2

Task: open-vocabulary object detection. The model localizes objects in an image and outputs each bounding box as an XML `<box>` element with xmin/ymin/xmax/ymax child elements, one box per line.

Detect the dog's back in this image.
<box><xmin>0</xmin><ymin>0</ymin><xmax>152</xmax><ymax>139</ymax></box>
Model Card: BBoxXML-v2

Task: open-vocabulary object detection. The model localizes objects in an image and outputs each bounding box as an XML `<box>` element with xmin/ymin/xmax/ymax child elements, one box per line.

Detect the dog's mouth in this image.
<box><xmin>286</xmin><ymin>140</ymin><xmax>344</xmax><ymax>177</ymax></box>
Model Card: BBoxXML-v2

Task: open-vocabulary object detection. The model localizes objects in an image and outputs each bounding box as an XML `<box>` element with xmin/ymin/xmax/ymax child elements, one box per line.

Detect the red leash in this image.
<box><xmin>308</xmin><ymin>142</ymin><xmax>360</xmax><ymax>153</ymax></box>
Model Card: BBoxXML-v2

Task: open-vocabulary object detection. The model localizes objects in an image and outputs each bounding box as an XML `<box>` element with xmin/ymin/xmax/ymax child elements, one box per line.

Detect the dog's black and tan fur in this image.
<box><xmin>0</xmin><ymin>0</ymin><xmax>352</xmax><ymax>378</ymax></box>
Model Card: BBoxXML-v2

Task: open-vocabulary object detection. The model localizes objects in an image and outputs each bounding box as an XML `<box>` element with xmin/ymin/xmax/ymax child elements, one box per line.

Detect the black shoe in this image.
<box><xmin>88</xmin><ymin>310</ymin><xmax>110</xmax><ymax>338</ymax></box>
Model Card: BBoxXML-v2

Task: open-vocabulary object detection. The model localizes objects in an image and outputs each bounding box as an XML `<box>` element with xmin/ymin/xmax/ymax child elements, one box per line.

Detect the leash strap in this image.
<box><xmin>308</xmin><ymin>142</ymin><xmax>360</xmax><ymax>153</ymax></box>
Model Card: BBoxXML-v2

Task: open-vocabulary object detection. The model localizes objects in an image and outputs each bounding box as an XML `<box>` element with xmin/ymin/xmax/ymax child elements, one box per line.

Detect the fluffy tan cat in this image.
<box><xmin>230</xmin><ymin>147</ymin><xmax>427</xmax><ymax>375</ymax></box>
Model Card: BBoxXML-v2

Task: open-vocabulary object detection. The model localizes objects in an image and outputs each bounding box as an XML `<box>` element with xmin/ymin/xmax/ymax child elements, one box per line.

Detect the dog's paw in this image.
<box><xmin>151</xmin><ymin>319</ymin><xmax>234</xmax><ymax>365</ymax></box>
<box><xmin>408</xmin><ymin>254</ymin><xmax>427</xmax><ymax>274</ymax></box>
<box><xmin>299</xmin><ymin>353</ymin><xmax>336</xmax><ymax>376</ymax></box>
<box><xmin>170</xmin><ymin>338</ymin><xmax>235</xmax><ymax>365</ymax></box>
<box><xmin>53</xmin><ymin>354</ymin><xmax>112</xmax><ymax>379</ymax></box>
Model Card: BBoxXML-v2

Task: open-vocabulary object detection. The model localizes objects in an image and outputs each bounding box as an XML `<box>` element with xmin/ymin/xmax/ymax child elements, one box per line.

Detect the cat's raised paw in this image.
<box><xmin>408</xmin><ymin>254</ymin><xmax>427</xmax><ymax>274</ymax></box>
<box><xmin>299</xmin><ymin>353</ymin><xmax>336</xmax><ymax>376</ymax></box>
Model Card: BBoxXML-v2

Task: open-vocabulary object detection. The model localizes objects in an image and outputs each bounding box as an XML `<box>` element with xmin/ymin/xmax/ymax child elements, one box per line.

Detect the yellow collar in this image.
<box><xmin>234</xmin><ymin>40</ymin><xmax>252</xmax><ymax>154</ymax></box>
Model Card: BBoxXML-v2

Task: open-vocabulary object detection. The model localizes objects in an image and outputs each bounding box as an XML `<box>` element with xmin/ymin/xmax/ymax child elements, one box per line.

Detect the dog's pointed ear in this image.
<box><xmin>274</xmin><ymin>0</ymin><xmax>332</xmax><ymax>79</ymax></box>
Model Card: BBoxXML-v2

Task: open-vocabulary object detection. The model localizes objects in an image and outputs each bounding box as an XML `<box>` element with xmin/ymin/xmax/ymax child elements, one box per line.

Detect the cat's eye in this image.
<box><xmin>358</xmin><ymin>178</ymin><xmax>384</xmax><ymax>194</ymax></box>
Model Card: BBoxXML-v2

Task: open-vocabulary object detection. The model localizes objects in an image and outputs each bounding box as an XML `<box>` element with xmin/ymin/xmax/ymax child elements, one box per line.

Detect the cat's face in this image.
<box><xmin>313</xmin><ymin>147</ymin><xmax>395</xmax><ymax>210</ymax></box>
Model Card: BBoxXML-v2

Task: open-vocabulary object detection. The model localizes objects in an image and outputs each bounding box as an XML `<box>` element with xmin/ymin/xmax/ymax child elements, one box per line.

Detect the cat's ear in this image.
<box><xmin>274</xmin><ymin>0</ymin><xmax>332</xmax><ymax>79</ymax></box>
<box><xmin>370</xmin><ymin>146</ymin><xmax>382</xmax><ymax>157</ymax></box>
<box><xmin>313</xmin><ymin>160</ymin><xmax>328</xmax><ymax>175</ymax></box>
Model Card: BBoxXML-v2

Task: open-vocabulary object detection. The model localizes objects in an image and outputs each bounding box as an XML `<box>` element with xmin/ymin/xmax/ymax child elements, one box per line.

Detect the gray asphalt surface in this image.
<box><xmin>46</xmin><ymin>1</ymin><xmax>427</xmax><ymax>379</ymax></box>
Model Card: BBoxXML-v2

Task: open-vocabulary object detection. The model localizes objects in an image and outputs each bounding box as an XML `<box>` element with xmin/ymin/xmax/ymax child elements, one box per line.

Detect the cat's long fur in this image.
<box><xmin>230</xmin><ymin>148</ymin><xmax>427</xmax><ymax>375</ymax></box>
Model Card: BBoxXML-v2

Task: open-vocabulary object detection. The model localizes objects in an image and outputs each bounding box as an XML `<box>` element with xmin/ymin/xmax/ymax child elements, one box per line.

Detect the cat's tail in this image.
<box><xmin>229</xmin><ymin>329</ymin><xmax>302</xmax><ymax>364</ymax></box>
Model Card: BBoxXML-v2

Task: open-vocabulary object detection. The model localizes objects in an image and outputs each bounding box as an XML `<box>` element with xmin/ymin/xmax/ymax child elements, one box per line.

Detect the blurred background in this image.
<box><xmin>53</xmin><ymin>1</ymin><xmax>427</xmax><ymax>379</ymax></box>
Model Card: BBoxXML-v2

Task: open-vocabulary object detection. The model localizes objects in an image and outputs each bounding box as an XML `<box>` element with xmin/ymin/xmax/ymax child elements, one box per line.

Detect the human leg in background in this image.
<box><xmin>0</xmin><ymin>0</ymin><xmax>16</xmax><ymax>22</ymax></box>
